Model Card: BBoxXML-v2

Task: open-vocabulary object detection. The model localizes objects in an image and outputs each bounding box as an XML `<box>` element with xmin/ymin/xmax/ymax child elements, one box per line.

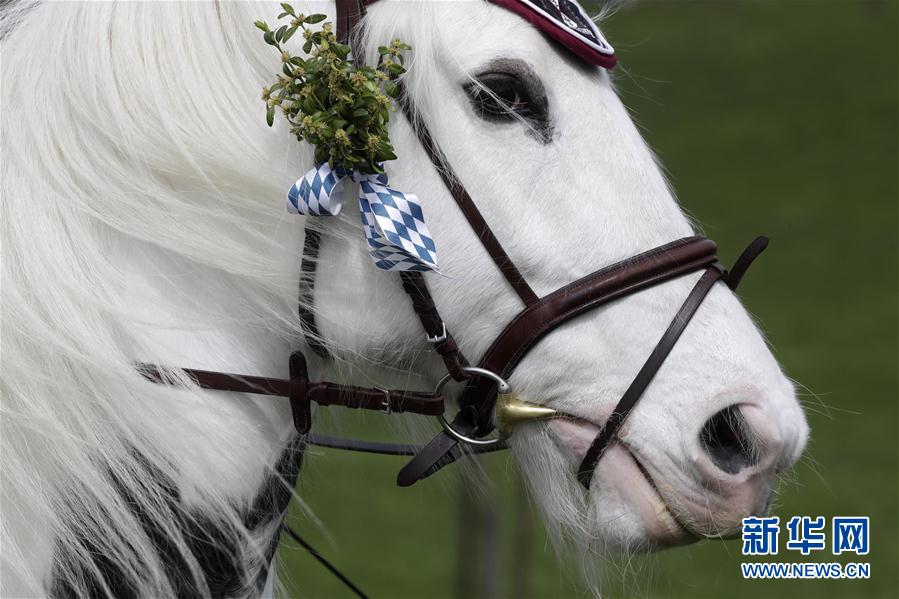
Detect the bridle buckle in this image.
<box><xmin>377</xmin><ymin>387</ymin><xmax>391</xmax><ymax>415</ymax></box>
<box><xmin>425</xmin><ymin>322</ymin><xmax>447</xmax><ymax>344</ymax></box>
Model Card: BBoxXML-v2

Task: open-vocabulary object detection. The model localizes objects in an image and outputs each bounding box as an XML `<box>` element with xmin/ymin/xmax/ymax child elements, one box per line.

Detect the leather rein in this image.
<box><xmin>141</xmin><ymin>0</ymin><xmax>771</xmax><ymax>491</ymax></box>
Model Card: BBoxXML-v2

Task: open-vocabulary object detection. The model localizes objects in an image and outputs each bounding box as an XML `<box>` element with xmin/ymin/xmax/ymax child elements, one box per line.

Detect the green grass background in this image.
<box><xmin>277</xmin><ymin>1</ymin><xmax>898</xmax><ymax>597</ymax></box>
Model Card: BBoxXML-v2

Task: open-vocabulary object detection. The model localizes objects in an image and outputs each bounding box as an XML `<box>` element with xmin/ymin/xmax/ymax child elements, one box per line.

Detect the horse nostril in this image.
<box><xmin>699</xmin><ymin>405</ymin><xmax>758</xmax><ymax>475</ymax></box>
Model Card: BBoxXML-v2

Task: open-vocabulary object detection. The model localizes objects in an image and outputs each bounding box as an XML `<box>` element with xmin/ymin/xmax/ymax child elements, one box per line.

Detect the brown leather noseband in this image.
<box><xmin>142</xmin><ymin>0</ymin><xmax>771</xmax><ymax>491</ymax></box>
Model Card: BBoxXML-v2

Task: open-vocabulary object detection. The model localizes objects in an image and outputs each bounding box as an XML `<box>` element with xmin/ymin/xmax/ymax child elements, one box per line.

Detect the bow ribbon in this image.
<box><xmin>287</xmin><ymin>163</ymin><xmax>439</xmax><ymax>272</ymax></box>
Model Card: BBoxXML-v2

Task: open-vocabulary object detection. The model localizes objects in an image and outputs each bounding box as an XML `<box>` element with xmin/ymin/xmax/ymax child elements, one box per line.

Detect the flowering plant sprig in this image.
<box><xmin>256</xmin><ymin>4</ymin><xmax>410</xmax><ymax>174</ymax></box>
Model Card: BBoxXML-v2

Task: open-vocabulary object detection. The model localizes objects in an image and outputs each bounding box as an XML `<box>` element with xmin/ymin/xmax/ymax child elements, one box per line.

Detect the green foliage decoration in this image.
<box><xmin>256</xmin><ymin>4</ymin><xmax>411</xmax><ymax>174</ymax></box>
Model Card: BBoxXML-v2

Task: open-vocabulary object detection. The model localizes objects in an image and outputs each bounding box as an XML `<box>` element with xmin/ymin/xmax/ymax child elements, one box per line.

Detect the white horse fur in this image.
<box><xmin>0</xmin><ymin>1</ymin><xmax>809</xmax><ymax>597</ymax></box>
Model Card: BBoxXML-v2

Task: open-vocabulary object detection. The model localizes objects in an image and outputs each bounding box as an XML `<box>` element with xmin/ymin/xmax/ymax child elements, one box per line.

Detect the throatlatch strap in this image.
<box><xmin>335</xmin><ymin>0</ymin><xmax>368</xmax><ymax>45</ymax></box>
<box><xmin>299</xmin><ymin>226</ymin><xmax>331</xmax><ymax>358</ymax></box>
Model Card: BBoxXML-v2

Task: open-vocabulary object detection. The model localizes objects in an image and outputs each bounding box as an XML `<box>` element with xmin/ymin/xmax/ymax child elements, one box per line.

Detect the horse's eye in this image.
<box><xmin>467</xmin><ymin>72</ymin><xmax>535</xmax><ymax>122</ymax></box>
<box><xmin>464</xmin><ymin>61</ymin><xmax>552</xmax><ymax>143</ymax></box>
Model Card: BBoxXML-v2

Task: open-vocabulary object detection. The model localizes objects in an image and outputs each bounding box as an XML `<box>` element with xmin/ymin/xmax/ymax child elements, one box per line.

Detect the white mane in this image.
<box><xmin>1</xmin><ymin>1</ymin><xmax>318</xmax><ymax>595</ymax></box>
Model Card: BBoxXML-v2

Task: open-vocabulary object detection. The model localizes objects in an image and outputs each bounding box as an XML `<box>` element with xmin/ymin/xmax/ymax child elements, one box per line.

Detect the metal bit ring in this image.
<box><xmin>434</xmin><ymin>367</ymin><xmax>509</xmax><ymax>447</ymax></box>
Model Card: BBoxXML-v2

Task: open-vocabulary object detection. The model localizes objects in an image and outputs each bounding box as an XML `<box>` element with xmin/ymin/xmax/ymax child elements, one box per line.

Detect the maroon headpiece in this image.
<box><xmin>487</xmin><ymin>0</ymin><xmax>617</xmax><ymax>68</ymax></box>
<box><xmin>353</xmin><ymin>0</ymin><xmax>617</xmax><ymax>69</ymax></box>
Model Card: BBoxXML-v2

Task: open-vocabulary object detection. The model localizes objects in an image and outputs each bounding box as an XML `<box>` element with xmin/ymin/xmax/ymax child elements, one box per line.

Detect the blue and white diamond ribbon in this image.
<box><xmin>287</xmin><ymin>163</ymin><xmax>439</xmax><ymax>272</ymax></box>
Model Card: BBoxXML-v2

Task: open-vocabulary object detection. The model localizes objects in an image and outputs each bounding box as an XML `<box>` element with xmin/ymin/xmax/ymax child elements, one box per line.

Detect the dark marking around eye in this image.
<box><xmin>464</xmin><ymin>58</ymin><xmax>553</xmax><ymax>144</ymax></box>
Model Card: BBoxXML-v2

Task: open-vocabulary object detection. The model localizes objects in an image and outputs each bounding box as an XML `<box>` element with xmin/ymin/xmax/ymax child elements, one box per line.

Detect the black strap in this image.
<box><xmin>725</xmin><ymin>235</ymin><xmax>769</xmax><ymax>290</ymax></box>
<box><xmin>281</xmin><ymin>524</ymin><xmax>368</xmax><ymax>599</ymax></box>
<box><xmin>138</xmin><ymin>357</ymin><xmax>503</xmax><ymax>461</ymax></box>
<box><xmin>334</xmin><ymin>0</ymin><xmax>367</xmax><ymax>46</ymax></box>
<box><xmin>396</xmin><ymin>416</ymin><xmax>468</xmax><ymax>487</ymax></box>
<box><xmin>299</xmin><ymin>226</ymin><xmax>332</xmax><ymax>359</ymax></box>
<box><xmin>138</xmin><ymin>352</ymin><xmax>446</xmax><ymax>436</ymax></box>
<box><xmin>308</xmin><ymin>434</ymin><xmax>420</xmax><ymax>456</ymax></box>
<box><xmin>294</xmin><ymin>0</ymin><xmax>368</xmax><ymax>362</ymax></box>
<box><xmin>575</xmin><ymin>237</ymin><xmax>771</xmax><ymax>488</ymax></box>
<box><xmin>576</xmin><ymin>264</ymin><xmax>725</xmax><ymax>488</ymax></box>
<box><xmin>399</xmin><ymin>272</ymin><xmax>470</xmax><ymax>381</ymax></box>
<box><xmin>308</xmin><ymin>433</ymin><xmax>507</xmax><ymax>458</ymax></box>
<box><xmin>395</xmin><ymin>83</ymin><xmax>539</xmax><ymax>307</ymax></box>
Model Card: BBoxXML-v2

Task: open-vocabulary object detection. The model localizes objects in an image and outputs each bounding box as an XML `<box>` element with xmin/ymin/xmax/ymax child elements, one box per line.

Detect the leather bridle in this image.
<box><xmin>142</xmin><ymin>0</ymin><xmax>771</xmax><ymax>491</ymax></box>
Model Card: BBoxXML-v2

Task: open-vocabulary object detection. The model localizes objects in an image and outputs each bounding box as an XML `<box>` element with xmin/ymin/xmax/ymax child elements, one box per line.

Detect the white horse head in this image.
<box><xmin>0</xmin><ymin>1</ymin><xmax>809</xmax><ymax>597</ymax></box>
